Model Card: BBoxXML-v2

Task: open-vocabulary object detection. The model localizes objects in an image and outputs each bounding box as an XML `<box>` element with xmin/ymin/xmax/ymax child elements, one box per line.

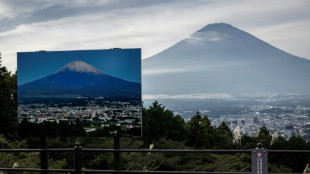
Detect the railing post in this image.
<box><xmin>74</xmin><ymin>142</ymin><xmax>82</xmax><ymax>174</ymax></box>
<box><xmin>114</xmin><ymin>132</ymin><xmax>121</xmax><ymax>172</ymax></box>
<box><xmin>40</xmin><ymin>136</ymin><xmax>48</xmax><ymax>174</ymax></box>
<box><xmin>251</xmin><ymin>142</ymin><xmax>268</xmax><ymax>174</ymax></box>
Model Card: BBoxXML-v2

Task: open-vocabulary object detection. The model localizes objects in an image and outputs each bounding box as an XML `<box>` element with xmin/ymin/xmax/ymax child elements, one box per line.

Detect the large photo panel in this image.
<box><xmin>18</xmin><ymin>49</ymin><xmax>142</xmax><ymax>137</ymax></box>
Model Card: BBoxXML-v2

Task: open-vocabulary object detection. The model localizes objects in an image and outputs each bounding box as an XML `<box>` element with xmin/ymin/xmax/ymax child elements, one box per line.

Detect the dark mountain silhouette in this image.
<box><xmin>18</xmin><ymin>60</ymin><xmax>141</xmax><ymax>101</ymax></box>
<box><xmin>143</xmin><ymin>23</ymin><xmax>310</xmax><ymax>98</ymax></box>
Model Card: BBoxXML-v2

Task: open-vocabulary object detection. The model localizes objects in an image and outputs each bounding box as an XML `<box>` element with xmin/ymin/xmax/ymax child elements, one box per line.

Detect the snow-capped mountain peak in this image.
<box><xmin>55</xmin><ymin>60</ymin><xmax>104</xmax><ymax>74</ymax></box>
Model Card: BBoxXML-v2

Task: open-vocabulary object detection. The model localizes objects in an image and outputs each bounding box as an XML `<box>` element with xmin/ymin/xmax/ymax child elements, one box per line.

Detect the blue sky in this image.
<box><xmin>18</xmin><ymin>49</ymin><xmax>141</xmax><ymax>85</ymax></box>
<box><xmin>1</xmin><ymin>0</ymin><xmax>310</xmax><ymax>72</ymax></box>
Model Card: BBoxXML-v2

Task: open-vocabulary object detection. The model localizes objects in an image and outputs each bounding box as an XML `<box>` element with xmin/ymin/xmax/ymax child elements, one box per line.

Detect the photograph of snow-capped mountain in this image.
<box><xmin>17</xmin><ymin>49</ymin><xmax>142</xmax><ymax>137</ymax></box>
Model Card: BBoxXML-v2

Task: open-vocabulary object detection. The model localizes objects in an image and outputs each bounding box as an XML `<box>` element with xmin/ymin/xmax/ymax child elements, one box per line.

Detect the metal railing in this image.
<box><xmin>0</xmin><ymin>141</ymin><xmax>309</xmax><ymax>174</ymax></box>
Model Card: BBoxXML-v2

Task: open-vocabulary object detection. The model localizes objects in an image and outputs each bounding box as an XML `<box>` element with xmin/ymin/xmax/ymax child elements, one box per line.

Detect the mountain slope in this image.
<box><xmin>143</xmin><ymin>23</ymin><xmax>310</xmax><ymax>97</ymax></box>
<box><xmin>19</xmin><ymin>60</ymin><xmax>141</xmax><ymax>100</ymax></box>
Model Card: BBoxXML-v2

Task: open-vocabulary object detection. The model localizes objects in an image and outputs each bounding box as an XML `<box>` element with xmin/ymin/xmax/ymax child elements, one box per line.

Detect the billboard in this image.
<box><xmin>18</xmin><ymin>49</ymin><xmax>142</xmax><ymax>137</ymax></box>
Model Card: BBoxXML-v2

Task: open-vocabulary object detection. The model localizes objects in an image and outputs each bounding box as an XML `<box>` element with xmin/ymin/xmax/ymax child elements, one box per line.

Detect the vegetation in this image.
<box><xmin>0</xmin><ymin>55</ymin><xmax>310</xmax><ymax>173</ymax></box>
<box><xmin>0</xmin><ymin>54</ymin><xmax>17</xmax><ymax>139</ymax></box>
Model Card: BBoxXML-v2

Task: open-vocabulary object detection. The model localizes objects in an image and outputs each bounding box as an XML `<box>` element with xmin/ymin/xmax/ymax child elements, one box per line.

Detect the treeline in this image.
<box><xmin>1</xmin><ymin>101</ymin><xmax>309</xmax><ymax>172</ymax></box>
<box><xmin>18</xmin><ymin>119</ymin><xmax>87</xmax><ymax>138</ymax></box>
<box><xmin>1</xmin><ymin>55</ymin><xmax>310</xmax><ymax>172</ymax></box>
<box><xmin>0</xmin><ymin>54</ymin><xmax>17</xmax><ymax>139</ymax></box>
<box><xmin>142</xmin><ymin>101</ymin><xmax>310</xmax><ymax>172</ymax></box>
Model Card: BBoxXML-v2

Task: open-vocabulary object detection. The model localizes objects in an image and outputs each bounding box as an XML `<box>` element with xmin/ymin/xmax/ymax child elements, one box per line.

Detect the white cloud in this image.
<box><xmin>250</xmin><ymin>19</ymin><xmax>310</xmax><ymax>58</ymax></box>
<box><xmin>1</xmin><ymin>0</ymin><xmax>310</xmax><ymax>72</ymax></box>
<box><xmin>143</xmin><ymin>68</ymin><xmax>189</xmax><ymax>75</ymax></box>
<box><xmin>143</xmin><ymin>93</ymin><xmax>233</xmax><ymax>100</ymax></box>
<box><xmin>0</xmin><ymin>0</ymin><xmax>58</xmax><ymax>19</ymax></box>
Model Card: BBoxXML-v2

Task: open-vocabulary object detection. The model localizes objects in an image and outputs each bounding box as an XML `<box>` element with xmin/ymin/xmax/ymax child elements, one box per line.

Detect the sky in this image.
<box><xmin>17</xmin><ymin>49</ymin><xmax>141</xmax><ymax>85</ymax></box>
<box><xmin>1</xmin><ymin>0</ymin><xmax>310</xmax><ymax>72</ymax></box>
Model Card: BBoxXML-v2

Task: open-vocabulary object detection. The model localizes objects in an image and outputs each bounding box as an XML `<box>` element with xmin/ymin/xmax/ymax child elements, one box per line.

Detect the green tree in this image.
<box><xmin>185</xmin><ymin>111</ymin><xmax>208</xmax><ymax>148</ymax></box>
<box><xmin>143</xmin><ymin>101</ymin><xmax>169</xmax><ymax>143</ymax></box>
<box><xmin>143</xmin><ymin>101</ymin><xmax>186</xmax><ymax>144</ymax></box>
<box><xmin>286</xmin><ymin>135</ymin><xmax>310</xmax><ymax>172</ymax></box>
<box><xmin>18</xmin><ymin>119</ymin><xmax>34</xmax><ymax>139</ymax></box>
<box><xmin>201</xmin><ymin>115</ymin><xmax>216</xmax><ymax>147</ymax></box>
<box><xmin>257</xmin><ymin>126</ymin><xmax>271</xmax><ymax>148</ymax></box>
<box><xmin>167</xmin><ymin>115</ymin><xmax>186</xmax><ymax>141</ymax></box>
<box><xmin>0</xmin><ymin>54</ymin><xmax>18</xmax><ymax>139</ymax></box>
<box><xmin>240</xmin><ymin>134</ymin><xmax>256</xmax><ymax>149</ymax></box>
<box><xmin>215</xmin><ymin>122</ymin><xmax>234</xmax><ymax>149</ymax></box>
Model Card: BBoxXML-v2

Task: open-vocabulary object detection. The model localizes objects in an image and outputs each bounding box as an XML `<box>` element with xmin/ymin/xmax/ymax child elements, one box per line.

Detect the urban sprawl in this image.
<box><xmin>18</xmin><ymin>100</ymin><xmax>142</xmax><ymax>133</ymax></box>
<box><xmin>18</xmin><ymin>100</ymin><xmax>310</xmax><ymax>140</ymax></box>
<box><xmin>210</xmin><ymin>102</ymin><xmax>310</xmax><ymax>141</ymax></box>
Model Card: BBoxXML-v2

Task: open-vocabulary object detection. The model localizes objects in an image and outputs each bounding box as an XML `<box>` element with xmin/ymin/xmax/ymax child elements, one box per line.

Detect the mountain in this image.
<box><xmin>18</xmin><ymin>60</ymin><xmax>141</xmax><ymax>101</ymax></box>
<box><xmin>143</xmin><ymin>23</ymin><xmax>310</xmax><ymax>98</ymax></box>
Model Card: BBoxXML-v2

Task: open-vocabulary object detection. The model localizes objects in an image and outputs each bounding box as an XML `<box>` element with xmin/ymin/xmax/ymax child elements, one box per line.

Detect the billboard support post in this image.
<box><xmin>114</xmin><ymin>131</ymin><xmax>121</xmax><ymax>171</ymax></box>
<box><xmin>40</xmin><ymin>136</ymin><xmax>48</xmax><ymax>174</ymax></box>
<box><xmin>74</xmin><ymin>142</ymin><xmax>82</xmax><ymax>174</ymax></box>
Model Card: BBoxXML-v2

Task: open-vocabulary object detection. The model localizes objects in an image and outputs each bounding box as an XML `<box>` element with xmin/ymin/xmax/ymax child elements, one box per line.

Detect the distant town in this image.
<box><xmin>208</xmin><ymin>101</ymin><xmax>310</xmax><ymax>141</ymax></box>
<box><xmin>144</xmin><ymin>97</ymin><xmax>310</xmax><ymax>141</ymax></box>
<box><xmin>18</xmin><ymin>97</ymin><xmax>310</xmax><ymax>141</ymax></box>
<box><xmin>18</xmin><ymin>100</ymin><xmax>142</xmax><ymax>134</ymax></box>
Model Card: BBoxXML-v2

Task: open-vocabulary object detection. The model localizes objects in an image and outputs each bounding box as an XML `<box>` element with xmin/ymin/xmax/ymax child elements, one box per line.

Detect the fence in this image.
<box><xmin>0</xmin><ymin>140</ymin><xmax>309</xmax><ymax>174</ymax></box>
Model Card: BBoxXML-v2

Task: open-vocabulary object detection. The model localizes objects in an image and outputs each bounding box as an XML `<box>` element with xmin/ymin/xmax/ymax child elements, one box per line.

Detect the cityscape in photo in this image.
<box><xmin>17</xmin><ymin>49</ymin><xmax>142</xmax><ymax>137</ymax></box>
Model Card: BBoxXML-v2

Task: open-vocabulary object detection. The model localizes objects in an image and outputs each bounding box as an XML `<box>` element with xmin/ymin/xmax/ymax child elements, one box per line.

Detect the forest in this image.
<box><xmin>1</xmin><ymin>55</ymin><xmax>310</xmax><ymax>173</ymax></box>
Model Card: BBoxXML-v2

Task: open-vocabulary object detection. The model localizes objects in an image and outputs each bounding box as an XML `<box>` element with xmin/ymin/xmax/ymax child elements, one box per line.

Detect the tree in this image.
<box><xmin>217</xmin><ymin>122</ymin><xmax>232</xmax><ymax>137</ymax></box>
<box><xmin>143</xmin><ymin>101</ymin><xmax>186</xmax><ymax>144</ymax></box>
<box><xmin>142</xmin><ymin>101</ymin><xmax>168</xmax><ymax>143</ymax></box>
<box><xmin>257</xmin><ymin>126</ymin><xmax>271</xmax><ymax>148</ymax></box>
<box><xmin>0</xmin><ymin>53</ymin><xmax>18</xmax><ymax>139</ymax></box>
<box><xmin>284</xmin><ymin>135</ymin><xmax>310</xmax><ymax>172</ymax></box>
<box><xmin>258</xmin><ymin>126</ymin><xmax>269</xmax><ymax>137</ymax></box>
<box><xmin>215</xmin><ymin>122</ymin><xmax>234</xmax><ymax>149</ymax></box>
<box><xmin>201</xmin><ymin>115</ymin><xmax>216</xmax><ymax>147</ymax></box>
<box><xmin>185</xmin><ymin>111</ymin><xmax>208</xmax><ymax>148</ymax></box>
<box><xmin>167</xmin><ymin>115</ymin><xmax>186</xmax><ymax>141</ymax></box>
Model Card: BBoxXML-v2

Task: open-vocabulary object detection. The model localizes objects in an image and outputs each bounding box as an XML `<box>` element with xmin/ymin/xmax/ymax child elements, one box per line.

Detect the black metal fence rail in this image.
<box><xmin>83</xmin><ymin>149</ymin><xmax>252</xmax><ymax>153</ymax></box>
<box><xmin>0</xmin><ymin>142</ymin><xmax>309</xmax><ymax>174</ymax></box>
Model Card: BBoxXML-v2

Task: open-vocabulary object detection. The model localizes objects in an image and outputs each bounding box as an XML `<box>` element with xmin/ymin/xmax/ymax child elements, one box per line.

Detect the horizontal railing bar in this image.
<box><xmin>82</xmin><ymin>149</ymin><xmax>252</xmax><ymax>153</ymax></box>
<box><xmin>0</xmin><ymin>148</ymin><xmax>74</xmax><ymax>152</ymax></box>
<box><xmin>269</xmin><ymin>173</ymin><xmax>302</xmax><ymax>174</ymax></box>
<box><xmin>0</xmin><ymin>148</ymin><xmax>310</xmax><ymax>153</ymax></box>
<box><xmin>268</xmin><ymin>150</ymin><xmax>310</xmax><ymax>153</ymax></box>
<box><xmin>0</xmin><ymin>168</ymin><xmax>300</xmax><ymax>174</ymax></box>
<box><xmin>0</xmin><ymin>168</ymin><xmax>301</xmax><ymax>174</ymax></box>
<box><xmin>0</xmin><ymin>168</ymin><xmax>74</xmax><ymax>172</ymax></box>
<box><xmin>82</xmin><ymin>169</ymin><xmax>251</xmax><ymax>174</ymax></box>
<box><xmin>1</xmin><ymin>148</ymin><xmax>309</xmax><ymax>153</ymax></box>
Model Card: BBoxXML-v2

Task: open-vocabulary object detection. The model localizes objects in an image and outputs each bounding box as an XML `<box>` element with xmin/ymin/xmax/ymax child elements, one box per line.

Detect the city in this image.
<box><xmin>208</xmin><ymin>102</ymin><xmax>310</xmax><ymax>141</ymax></box>
<box><xmin>18</xmin><ymin>100</ymin><xmax>142</xmax><ymax>135</ymax></box>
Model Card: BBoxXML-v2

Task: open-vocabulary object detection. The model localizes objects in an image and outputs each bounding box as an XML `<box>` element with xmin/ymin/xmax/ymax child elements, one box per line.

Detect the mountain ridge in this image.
<box><xmin>18</xmin><ymin>60</ymin><xmax>141</xmax><ymax>101</ymax></box>
<box><xmin>142</xmin><ymin>23</ymin><xmax>310</xmax><ymax>98</ymax></box>
<box><xmin>54</xmin><ymin>60</ymin><xmax>104</xmax><ymax>75</ymax></box>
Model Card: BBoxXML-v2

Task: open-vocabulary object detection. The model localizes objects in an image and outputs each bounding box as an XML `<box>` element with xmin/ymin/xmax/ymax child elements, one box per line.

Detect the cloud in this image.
<box><xmin>143</xmin><ymin>93</ymin><xmax>233</xmax><ymax>100</ymax></box>
<box><xmin>143</xmin><ymin>68</ymin><xmax>190</xmax><ymax>75</ymax></box>
<box><xmin>251</xmin><ymin>18</ymin><xmax>310</xmax><ymax>58</ymax></box>
<box><xmin>0</xmin><ymin>0</ymin><xmax>310</xmax><ymax>72</ymax></box>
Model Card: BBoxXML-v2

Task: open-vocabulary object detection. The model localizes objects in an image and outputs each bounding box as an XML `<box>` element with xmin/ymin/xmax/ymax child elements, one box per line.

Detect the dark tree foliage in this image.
<box><xmin>18</xmin><ymin>119</ymin><xmax>87</xmax><ymax>139</ymax></box>
<box><xmin>185</xmin><ymin>111</ymin><xmax>206</xmax><ymax>148</ymax></box>
<box><xmin>0</xmin><ymin>54</ymin><xmax>18</xmax><ymax>139</ymax></box>
<box><xmin>240</xmin><ymin>134</ymin><xmax>256</xmax><ymax>149</ymax></box>
<box><xmin>185</xmin><ymin>111</ymin><xmax>215</xmax><ymax>148</ymax></box>
<box><xmin>143</xmin><ymin>101</ymin><xmax>186</xmax><ymax>144</ymax></box>
<box><xmin>257</xmin><ymin>126</ymin><xmax>271</xmax><ymax>148</ymax></box>
<box><xmin>286</xmin><ymin>135</ymin><xmax>310</xmax><ymax>171</ymax></box>
<box><xmin>215</xmin><ymin>122</ymin><xmax>234</xmax><ymax>149</ymax></box>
